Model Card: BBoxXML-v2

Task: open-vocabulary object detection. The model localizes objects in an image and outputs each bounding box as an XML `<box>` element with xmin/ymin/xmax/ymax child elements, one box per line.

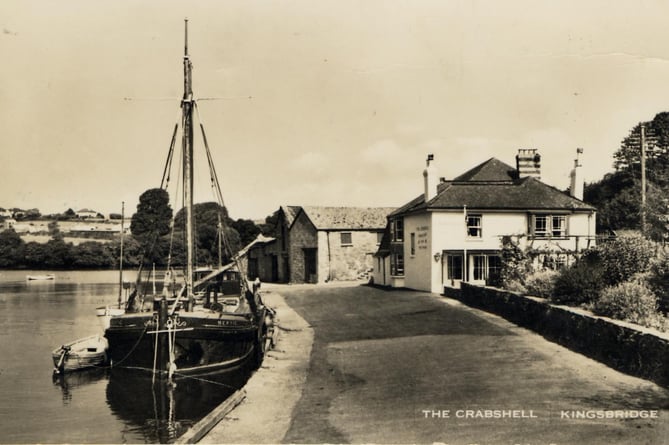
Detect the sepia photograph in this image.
<box><xmin>0</xmin><ymin>1</ymin><xmax>668</xmax><ymax>443</ymax></box>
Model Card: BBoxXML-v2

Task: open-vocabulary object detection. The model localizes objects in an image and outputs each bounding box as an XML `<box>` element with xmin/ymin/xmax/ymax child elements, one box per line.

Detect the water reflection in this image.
<box><xmin>106</xmin><ymin>368</ymin><xmax>248</xmax><ymax>443</ymax></box>
<box><xmin>52</xmin><ymin>368</ymin><xmax>110</xmax><ymax>405</ymax></box>
<box><xmin>0</xmin><ymin>270</ymin><xmax>251</xmax><ymax>443</ymax></box>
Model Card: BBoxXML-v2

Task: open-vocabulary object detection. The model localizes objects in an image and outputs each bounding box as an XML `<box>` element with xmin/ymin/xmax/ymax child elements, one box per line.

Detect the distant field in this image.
<box><xmin>21</xmin><ymin>234</ymin><xmax>113</xmax><ymax>245</ymax></box>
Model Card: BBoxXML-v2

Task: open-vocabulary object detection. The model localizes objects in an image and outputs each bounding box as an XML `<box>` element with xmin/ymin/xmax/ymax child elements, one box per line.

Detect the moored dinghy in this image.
<box><xmin>52</xmin><ymin>335</ymin><xmax>109</xmax><ymax>374</ymax></box>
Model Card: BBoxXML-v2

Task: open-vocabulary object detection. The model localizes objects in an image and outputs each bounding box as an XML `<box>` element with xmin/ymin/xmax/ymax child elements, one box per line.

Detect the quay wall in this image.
<box><xmin>445</xmin><ymin>283</ymin><xmax>669</xmax><ymax>387</ymax></box>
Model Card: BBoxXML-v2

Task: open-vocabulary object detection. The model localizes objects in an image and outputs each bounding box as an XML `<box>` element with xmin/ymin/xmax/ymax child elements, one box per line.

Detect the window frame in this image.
<box><xmin>531</xmin><ymin>214</ymin><xmax>568</xmax><ymax>239</ymax></box>
<box><xmin>446</xmin><ymin>254</ymin><xmax>463</xmax><ymax>281</ymax></box>
<box><xmin>391</xmin><ymin>218</ymin><xmax>404</xmax><ymax>242</ymax></box>
<box><xmin>340</xmin><ymin>232</ymin><xmax>353</xmax><ymax>246</ymax></box>
<box><xmin>466</xmin><ymin>214</ymin><xmax>482</xmax><ymax>238</ymax></box>
<box><xmin>390</xmin><ymin>253</ymin><xmax>404</xmax><ymax>276</ymax></box>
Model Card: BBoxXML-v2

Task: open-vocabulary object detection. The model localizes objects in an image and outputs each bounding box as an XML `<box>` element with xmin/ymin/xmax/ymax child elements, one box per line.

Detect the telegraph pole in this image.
<box><xmin>641</xmin><ymin>123</ymin><xmax>647</xmax><ymax>235</ymax></box>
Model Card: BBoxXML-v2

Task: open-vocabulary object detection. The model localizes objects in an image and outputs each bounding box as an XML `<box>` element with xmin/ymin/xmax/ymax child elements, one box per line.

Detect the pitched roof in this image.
<box><xmin>452</xmin><ymin>158</ymin><xmax>517</xmax><ymax>182</ymax></box>
<box><xmin>235</xmin><ymin>234</ymin><xmax>276</xmax><ymax>258</ymax></box>
<box><xmin>280</xmin><ymin>206</ymin><xmax>301</xmax><ymax>227</ymax></box>
<box><xmin>431</xmin><ymin>177</ymin><xmax>595</xmax><ymax>210</ymax></box>
<box><xmin>292</xmin><ymin>206</ymin><xmax>395</xmax><ymax>230</ymax></box>
<box><xmin>373</xmin><ymin>223</ymin><xmax>392</xmax><ymax>257</ymax></box>
<box><xmin>391</xmin><ymin>157</ymin><xmax>595</xmax><ymax>216</ymax></box>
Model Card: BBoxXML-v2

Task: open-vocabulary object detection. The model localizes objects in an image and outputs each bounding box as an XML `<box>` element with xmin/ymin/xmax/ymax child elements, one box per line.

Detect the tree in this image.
<box><xmin>174</xmin><ymin>202</ymin><xmax>241</xmax><ymax>265</ymax></box>
<box><xmin>71</xmin><ymin>241</ymin><xmax>115</xmax><ymax>268</ymax></box>
<box><xmin>0</xmin><ymin>229</ymin><xmax>25</xmax><ymax>268</ymax></box>
<box><xmin>232</xmin><ymin>218</ymin><xmax>261</xmax><ymax>247</ymax></box>
<box><xmin>585</xmin><ymin>111</ymin><xmax>669</xmax><ymax>240</ymax></box>
<box><xmin>614</xmin><ymin>113</ymin><xmax>669</xmax><ymax>187</ymax></box>
<box><xmin>42</xmin><ymin>237</ymin><xmax>73</xmax><ymax>268</ymax></box>
<box><xmin>259</xmin><ymin>210</ymin><xmax>280</xmax><ymax>237</ymax></box>
<box><xmin>131</xmin><ymin>188</ymin><xmax>173</xmax><ymax>239</ymax></box>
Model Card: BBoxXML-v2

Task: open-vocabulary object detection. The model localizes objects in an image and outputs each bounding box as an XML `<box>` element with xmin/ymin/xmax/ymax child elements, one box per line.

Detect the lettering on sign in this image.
<box><xmin>416</xmin><ymin>225</ymin><xmax>429</xmax><ymax>250</ymax></box>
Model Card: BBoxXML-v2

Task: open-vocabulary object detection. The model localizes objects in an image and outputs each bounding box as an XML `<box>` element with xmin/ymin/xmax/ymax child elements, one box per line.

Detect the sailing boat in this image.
<box><xmin>105</xmin><ymin>20</ymin><xmax>271</xmax><ymax>379</ymax></box>
<box><xmin>96</xmin><ymin>201</ymin><xmax>126</xmax><ymax>330</ymax></box>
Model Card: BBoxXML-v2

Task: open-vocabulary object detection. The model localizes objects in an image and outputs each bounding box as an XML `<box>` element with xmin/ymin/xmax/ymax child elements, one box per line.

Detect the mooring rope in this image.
<box><xmin>108</xmin><ymin>326</ymin><xmax>149</xmax><ymax>369</ymax></box>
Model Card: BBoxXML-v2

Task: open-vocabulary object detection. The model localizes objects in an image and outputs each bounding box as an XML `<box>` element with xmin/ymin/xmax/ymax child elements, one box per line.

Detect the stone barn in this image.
<box><xmin>247</xmin><ymin>206</ymin><xmax>394</xmax><ymax>284</ymax></box>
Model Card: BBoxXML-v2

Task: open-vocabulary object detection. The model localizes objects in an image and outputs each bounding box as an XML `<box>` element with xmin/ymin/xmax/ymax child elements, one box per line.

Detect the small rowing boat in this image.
<box><xmin>26</xmin><ymin>274</ymin><xmax>55</xmax><ymax>281</ymax></box>
<box><xmin>52</xmin><ymin>335</ymin><xmax>109</xmax><ymax>374</ymax></box>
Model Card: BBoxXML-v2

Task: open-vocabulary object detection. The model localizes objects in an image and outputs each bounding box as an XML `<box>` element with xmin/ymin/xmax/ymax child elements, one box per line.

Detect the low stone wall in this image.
<box><xmin>445</xmin><ymin>283</ymin><xmax>669</xmax><ymax>387</ymax></box>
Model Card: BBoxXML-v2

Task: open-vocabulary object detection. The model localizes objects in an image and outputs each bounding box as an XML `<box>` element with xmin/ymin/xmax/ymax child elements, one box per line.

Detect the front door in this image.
<box><xmin>443</xmin><ymin>253</ymin><xmax>463</xmax><ymax>288</ymax></box>
<box><xmin>271</xmin><ymin>255</ymin><xmax>279</xmax><ymax>282</ymax></box>
<box><xmin>303</xmin><ymin>248</ymin><xmax>318</xmax><ymax>283</ymax></box>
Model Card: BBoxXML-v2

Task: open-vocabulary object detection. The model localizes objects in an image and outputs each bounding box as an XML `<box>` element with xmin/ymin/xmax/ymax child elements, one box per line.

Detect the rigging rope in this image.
<box><xmin>193</xmin><ymin>101</ymin><xmax>253</xmax><ymax>291</ymax></box>
<box><xmin>161</xmin><ymin>123</ymin><xmax>179</xmax><ymax>189</ymax></box>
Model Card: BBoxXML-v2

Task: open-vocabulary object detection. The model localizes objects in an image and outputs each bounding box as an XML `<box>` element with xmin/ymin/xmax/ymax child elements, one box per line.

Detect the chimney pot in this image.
<box><xmin>516</xmin><ymin>148</ymin><xmax>541</xmax><ymax>180</ymax></box>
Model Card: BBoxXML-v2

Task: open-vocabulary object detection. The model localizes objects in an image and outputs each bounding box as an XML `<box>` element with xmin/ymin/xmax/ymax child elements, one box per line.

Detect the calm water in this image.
<box><xmin>0</xmin><ymin>270</ymin><xmax>248</xmax><ymax>444</ymax></box>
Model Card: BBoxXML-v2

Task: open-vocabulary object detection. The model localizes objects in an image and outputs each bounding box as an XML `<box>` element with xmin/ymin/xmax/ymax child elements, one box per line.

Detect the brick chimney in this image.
<box><xmin>516</xmin><ymin>149</ymin><xmax>541</xmax><ymax>179</ymax></box>
<box><xmin>569</xmin><ymin>148</ymin><xmax>584</xmax><ymax>200</ymax></box>
<box><xmin>423</xmin><ymin>154</ymin><xmax>437</xmax><ymax>202</ymax></box>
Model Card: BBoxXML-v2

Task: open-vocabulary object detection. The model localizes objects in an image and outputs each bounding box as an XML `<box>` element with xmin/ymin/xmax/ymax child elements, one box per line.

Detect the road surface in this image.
<box><xmin>204</xmin><ymin>283</ymin><xmax>669</xmax><ymax>444</ymax></box>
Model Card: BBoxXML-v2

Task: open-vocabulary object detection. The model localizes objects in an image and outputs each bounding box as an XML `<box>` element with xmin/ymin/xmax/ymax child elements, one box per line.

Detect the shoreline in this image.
<box><xmin>193</xmin><ymin>289</ymin><xmax>314</xmax><ymax>444</ymax></box>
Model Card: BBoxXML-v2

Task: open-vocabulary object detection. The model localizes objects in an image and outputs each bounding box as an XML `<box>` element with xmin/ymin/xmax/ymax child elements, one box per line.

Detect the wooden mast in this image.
<box><xmin>118</xmin><ymin>201</ymin><xmax>124</xmax><ymax>309</ymax></box>
<box><xmin>182</xmin><ymin>18</ymin><xmax>195</xmax><ymax>311</ymax></box>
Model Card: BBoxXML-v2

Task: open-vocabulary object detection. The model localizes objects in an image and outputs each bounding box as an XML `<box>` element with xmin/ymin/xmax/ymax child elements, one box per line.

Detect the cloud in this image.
<box><xmin>289</xmin><ymin>151</ymin><xmax>331</xmax><ymax>171</ymax></box>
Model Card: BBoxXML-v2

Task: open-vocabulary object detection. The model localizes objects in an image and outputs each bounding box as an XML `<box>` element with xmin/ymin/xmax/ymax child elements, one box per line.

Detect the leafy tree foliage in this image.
<box><xmin>585</xmin><ymin>111</ymin><xmax>669</xmax><ymax>241</ymax></box>
<box><xmin>173</xmin><ymin>202</ymin><xmax>242</xmax><ymax>266</ymax></box>
<box><xmin>259</xmin><ymin>210</ymin><xmax>280</xmax><ymax>237</ymax></box>
<box><xmin>0</xmin><ymin>229</ymin><xmax>24</xmax><ymax>267</ymax></box>
<box><xmin>594</xmin><ymin>281</ymin><xmax>659</xmax><ymax>327</ymax></box>
<box><xmin>597</xmin><ymin>234</ymin><xmax>657</xmax><ymax>286</ymax></box>
<box><xmin>130</xmin><ymin>188</ymin><xmax>173</xmax><ymax>262</ymax></box>
<box><xmin>130</xmin><ymin>188</ymin><xmax>173</xmax><ymax>239</ymax></box>
<box><xmin>71</xmin><ymin>242</ymin><xmax>115</xmax><ymax>268</ymax></box>
<box><xmin>231</xmin><ymin>218</ymin><xmax>261</xmax><ymax>246</ymax></box>
<box><xmin>498</xmin><ymin>236</ymin><xmax>533</xmax><ymax>288</ymax></box>
<box><xmin>551</xmin><ymin>250</ymin><xmax>604</xmax><ymax>305</ymax></box>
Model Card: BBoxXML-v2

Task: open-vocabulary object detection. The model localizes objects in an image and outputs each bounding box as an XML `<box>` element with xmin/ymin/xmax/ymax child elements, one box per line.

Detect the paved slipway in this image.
<box><xmin>202</xmin><ymin>283</ymin><xmax>669</xmax><ymax>445</ymax></box>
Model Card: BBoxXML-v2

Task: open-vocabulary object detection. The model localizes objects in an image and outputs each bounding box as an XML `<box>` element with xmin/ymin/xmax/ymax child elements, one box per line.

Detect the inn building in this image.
<box><xmin>374</xmin><ymin>149</ymin><xmax>597</xmax><ymax>293</ymax></box>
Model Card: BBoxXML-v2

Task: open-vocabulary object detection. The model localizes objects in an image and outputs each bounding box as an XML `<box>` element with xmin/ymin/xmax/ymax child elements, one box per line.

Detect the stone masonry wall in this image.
<box><xmin>289</xmin><ymin>212</ymin><xmax>318</xmax><ymax>283</ymax></box>
<box><xmin>324</xmin><ymin>230</ymin><xmax>378</xmax><ymax>281</ymax></box>
<box><xmin>446</xmin><ymin>283</ymin><xmax>669</xmax><ymax>387</ymax></box>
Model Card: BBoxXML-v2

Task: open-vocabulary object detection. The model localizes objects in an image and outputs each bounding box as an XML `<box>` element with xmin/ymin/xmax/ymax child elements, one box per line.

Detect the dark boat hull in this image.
<box><xmin>105</xmin><ymin>310</ymin><xmax>266</xmax><ymax>377</ymax></box>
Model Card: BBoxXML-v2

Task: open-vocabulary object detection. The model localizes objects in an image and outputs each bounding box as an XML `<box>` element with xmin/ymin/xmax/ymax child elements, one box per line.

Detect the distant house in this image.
<box><xmin>0</xmin><ymin>208</ymin><xmax>12</xmax><ymax>218</ymax></box>
<box><xmin>76</xmin><ymin>208</ymin><xmax>99</xmax><ymax>219</ymax></box>
<box><xmin>246</xmin><ymin>205</ymin><xmax>394</xmax><ymax>283</ymax></box>
<box><xmin>374</xmin><ymin>149</ymin><xmax>597</xmax><ymax>293</ymax></box>
<box><xmin>3</xmin><ymin>218</ymin><xmax>16</xmax><ymax>230</ymax></box>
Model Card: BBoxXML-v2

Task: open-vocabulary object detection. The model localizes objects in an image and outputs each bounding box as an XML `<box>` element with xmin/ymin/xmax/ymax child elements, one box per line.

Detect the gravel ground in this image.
<box><xmin>199</xmin><ymin>289</ymin><xmax>314</xmax><ymax>444</ymax></box>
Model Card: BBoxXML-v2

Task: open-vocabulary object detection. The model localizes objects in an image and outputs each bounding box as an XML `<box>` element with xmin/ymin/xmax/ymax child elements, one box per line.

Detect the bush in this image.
<box><xmin>499</xmin><ymin>236</ymin><xmax>533</xmax><ymax>288</ymax></box>
<box><xmin>593</xmin><ymin>281</ymin><xmax>659</xmax><ymax>327</ymax></box>
<box><xmin>648</xmin><ymin>252</ymin><xmax>669</xmax><ymax>313</ymax></box>
<box><xmin>523</xmin><ymin>270</ymin><xmax>559</xmax><ymax>299</ymax></box>
<box><xmin>504</xmin><ymin>279</ymin><xmax>527</xmax><ymax>294</ymax></box>
<box><xmin>597</xmin><ymin>234</ymin><xmax>656</xmax><ymax>286</ymax></box>
<box><xmin>552</xmin><ymin>261</ymin><xmax>604</xmax><ymax>305</ymax></box>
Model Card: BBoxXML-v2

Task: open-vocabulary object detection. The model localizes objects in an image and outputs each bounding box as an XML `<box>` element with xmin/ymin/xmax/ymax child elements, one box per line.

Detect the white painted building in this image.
<box><xmin>374</xmin><ymin>149</ymin><xmax>597</xmax><ymax>293</ymax></box>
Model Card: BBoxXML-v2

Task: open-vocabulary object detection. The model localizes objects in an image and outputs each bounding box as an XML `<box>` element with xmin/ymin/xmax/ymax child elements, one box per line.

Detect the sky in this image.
<box><xmin>2</xmin><ymin>0</ymin><xmax>669</xmax><ymax>221</ymax></box>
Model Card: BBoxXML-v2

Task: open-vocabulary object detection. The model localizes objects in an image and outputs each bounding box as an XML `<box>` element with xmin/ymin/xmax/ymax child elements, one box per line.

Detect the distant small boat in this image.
<box><xmin>52</xmin><ymin>335</ymin><xmax>109</xmax><ymax>374</ymax></box>
<box><xmin>95</xmin><ymin>306</ymin><xmax>125</xmax><ymax>330</ymax></box>
<box><xmin>26</xmin><ymin>274</ymin><xmax>55</xmax><ymax>281</ymax></box>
